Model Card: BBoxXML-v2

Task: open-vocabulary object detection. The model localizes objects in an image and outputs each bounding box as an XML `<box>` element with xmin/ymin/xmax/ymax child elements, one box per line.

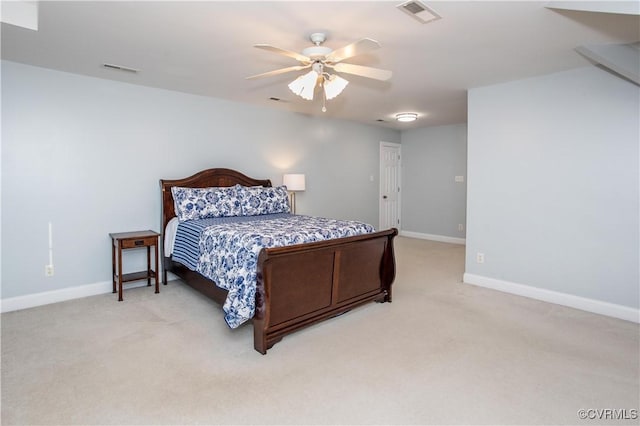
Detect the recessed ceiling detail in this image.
<box><xmin>0</xmin><ymin>1</ymin><xmax>38</xmax><ymax>31</ymax></box>
<box><xmin>575</xmin><ymin>42</ymin><xmax>640</xmax><ymax>86</ymax></box>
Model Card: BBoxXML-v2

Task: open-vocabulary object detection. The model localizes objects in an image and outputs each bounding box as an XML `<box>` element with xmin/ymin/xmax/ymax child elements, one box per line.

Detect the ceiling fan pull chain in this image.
<box><xmin>322</xmin><ymin>89</ymin><xmax>327</xmax><ymax>112</ymax></box>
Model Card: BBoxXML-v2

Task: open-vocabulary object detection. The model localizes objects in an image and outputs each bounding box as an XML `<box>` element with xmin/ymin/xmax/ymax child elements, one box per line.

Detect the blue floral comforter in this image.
<box><xmin>174</xmin><ymin>214</ymin><xmax>375</xmax><ymax>328</ymax></box>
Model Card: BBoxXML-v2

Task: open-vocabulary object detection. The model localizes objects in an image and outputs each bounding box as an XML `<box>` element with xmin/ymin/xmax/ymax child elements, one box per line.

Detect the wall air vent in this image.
<box><xmin>396</xmin><ymin>1</ymin><xmax>441</xmax><ymax>24</ymax></box>
<box><xmin>102</xmin><ymin>63</ymin><xmax>140</xmax><ymax>73</ymax></box>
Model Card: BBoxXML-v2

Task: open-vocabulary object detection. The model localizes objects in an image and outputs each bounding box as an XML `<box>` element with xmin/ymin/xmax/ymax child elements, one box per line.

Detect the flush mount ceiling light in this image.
<box><xmin>396</xmin><ymin>112</ymin><xmax>418</xmax><ymax>122</ymax></box>
<box><xmin>247</xmin><ymin>32</ymin><xmax>392</xmax><ymax>112</ymax></box>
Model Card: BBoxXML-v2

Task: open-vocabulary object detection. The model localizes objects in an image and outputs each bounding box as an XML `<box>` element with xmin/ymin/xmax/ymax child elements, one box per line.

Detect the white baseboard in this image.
<box><xmin>463</xmin><ymin>273</ymin><xmax>640</xmax><ymax>324</ymax></box>
<box><xmin>400</xmin><ymin>230</ymin><xmax>466</xmax><ymax>245</ymax></box>
<box><xmin>1</xmin><ymin>273</ymin><xmax>179</xmax><ymax>313</ymax></box>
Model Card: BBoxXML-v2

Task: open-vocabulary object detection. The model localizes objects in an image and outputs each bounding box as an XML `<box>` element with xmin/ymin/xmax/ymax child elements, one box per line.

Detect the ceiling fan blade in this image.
<box><xmin>330</xmin><ymin>63</ymin><xmax>392</xmax><ymax>81</ymax></box>
<box><xmin>325</xmin><ymin>38</ymin><xmax>381</xmax><ymax>63</ymax></box>
<box><xmin>245</xmin><ymin>64</ymin><xmax>311</xmax><ymax>80</ymax></box>
<box><xmin>254</xmin><ymin>44</ymin><xmax>310</xmax><ymax>63</ymax></box>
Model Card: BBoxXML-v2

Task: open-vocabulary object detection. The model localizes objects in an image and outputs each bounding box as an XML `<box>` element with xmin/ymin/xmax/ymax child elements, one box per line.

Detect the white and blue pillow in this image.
<box><xmin>172</xmin><ymin>185</ymin><xmax>290</xmax><ymax>221</ymax></box>
<box><xmin>171</xmin><ymin>185</ymin><xmax>243</xmax><ymax>221</ymax></box>
<box><xmin>240</xmin><ymin>185</ymin><xmax>290</xmax><ymax>216</ymax></box>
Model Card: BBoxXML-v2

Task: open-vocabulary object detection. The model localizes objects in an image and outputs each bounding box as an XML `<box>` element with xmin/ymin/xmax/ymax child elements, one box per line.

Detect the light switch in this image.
<box><xmin>455</xmin><ymin>176</ymin><xmax>465</xmax><ymax>183</ymax></box>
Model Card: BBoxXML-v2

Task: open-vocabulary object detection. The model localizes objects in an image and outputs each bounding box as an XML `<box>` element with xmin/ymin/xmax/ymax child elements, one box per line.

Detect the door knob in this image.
<box><xmin>383</xmin><ymin>195</ymin><xmax>388</xmax><ymax>199</ymax></box>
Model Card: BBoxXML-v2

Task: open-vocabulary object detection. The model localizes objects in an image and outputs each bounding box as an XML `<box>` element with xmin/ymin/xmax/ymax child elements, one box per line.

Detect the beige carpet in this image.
<box><xmin>1</xmin><ymin>237</ymin><xmax>638</xmax><ymax>425</ymax></box>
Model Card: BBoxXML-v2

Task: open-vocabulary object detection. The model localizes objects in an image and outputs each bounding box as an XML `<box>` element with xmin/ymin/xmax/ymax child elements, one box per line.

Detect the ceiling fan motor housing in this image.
<box><xmin>303</xmin><ymin>32</ymin><xmax>332</xmax><ymax>59</ymax></box>
<box><xmin>303</xmin><ymin>46</ymin><xmax>332</xmax><ymax>59</ymax></box>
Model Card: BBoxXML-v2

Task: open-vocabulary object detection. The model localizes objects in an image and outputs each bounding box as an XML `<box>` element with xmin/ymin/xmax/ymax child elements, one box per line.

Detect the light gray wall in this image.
<box><xmin>466</xmin><ymin>66</ymin><xmax>639</xmax><ymax>308</ymax></box>
<box><xmin>1</xmin><ymin>60</ymin><xmax>399</xmax><ymax>299</ymax></box>
<box><xmin>400</xmin><ymin>124</ymin><xmax>467</xmax><ymax>238</ymax></box>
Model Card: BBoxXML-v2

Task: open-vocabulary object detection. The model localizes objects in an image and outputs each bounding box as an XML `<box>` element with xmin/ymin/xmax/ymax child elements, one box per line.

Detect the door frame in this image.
<box><xmin>379</xmin><ymin>141</ymin><xmax>402</xmax><ymax>231</ymax></box>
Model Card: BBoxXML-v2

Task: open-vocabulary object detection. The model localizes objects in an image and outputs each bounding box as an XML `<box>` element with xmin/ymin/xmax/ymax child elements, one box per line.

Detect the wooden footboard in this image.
<box><xmin>253</xmin><ymin>228</ymin><xmax>397</xmax><ymax>354</ymax></box>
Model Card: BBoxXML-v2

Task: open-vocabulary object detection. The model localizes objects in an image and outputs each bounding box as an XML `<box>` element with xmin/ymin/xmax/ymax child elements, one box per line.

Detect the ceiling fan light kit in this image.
<box><xmin>323</xmin><ymin>74</ymin><xmax>349</xmax><ymax>100</ymax></box>
<box><xmin>396</xmin><ymin>112</ymin><xmax>418</xmax><ymax>122</ymax></box>
<box><xmin>249</xmin><ymin>32</ymin><xmax>392</xmax><ymax>112</ymax></box>
<box><xmin>288</xmin><ymin>69</ymin><xmax>318</xmax><ymax>100</ymax></box>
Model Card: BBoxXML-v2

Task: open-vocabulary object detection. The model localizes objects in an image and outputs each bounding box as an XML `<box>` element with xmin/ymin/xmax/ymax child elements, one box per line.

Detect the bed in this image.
<box><xmin>160</xmin><ymin>168</ymin><xmax>398</xmax><ymax>354</ymax></box>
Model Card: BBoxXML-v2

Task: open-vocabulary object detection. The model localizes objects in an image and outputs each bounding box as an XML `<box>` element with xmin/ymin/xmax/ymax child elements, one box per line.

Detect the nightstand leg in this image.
<box><xmin>146</xmin><ymin>246</ymin><xmax>151</xmax><ymax>286</ymax></box>
<box><xmin>111</xmin><ymin>239</ymin><xmax>116</xmax><ymax>294</ymax></box>
<box><xmin>154</xmin><ymin>241</ymin><xmax>159</xmax><ymax>294</ymax></box>
<box><xmin>117</xmin><ymin>246</ymin><xmax>123</xmax><ymax>302</ymax></box>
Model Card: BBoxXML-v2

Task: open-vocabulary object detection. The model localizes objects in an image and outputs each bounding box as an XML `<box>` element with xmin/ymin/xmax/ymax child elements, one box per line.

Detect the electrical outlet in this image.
<box><xmin>45</xmin><ymin>264</ymin><xmax>54</xmax><ymax>277</ymax></box>
<box><xmin>476</xmin><ymin>253</ymin><xmax>485</xmax><ymax>264</ymax></box>
<box><xmin>458</xmin><ymin>224</ymin><xmax>464</xmax><ymax>231</ymax></box>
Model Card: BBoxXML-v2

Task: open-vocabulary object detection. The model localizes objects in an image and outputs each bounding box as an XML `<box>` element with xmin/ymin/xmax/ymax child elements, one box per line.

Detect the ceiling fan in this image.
<box><xmin>246</xmin><ymin>32</ymin><xmax>392</xmax><ymax>111</ymax></box>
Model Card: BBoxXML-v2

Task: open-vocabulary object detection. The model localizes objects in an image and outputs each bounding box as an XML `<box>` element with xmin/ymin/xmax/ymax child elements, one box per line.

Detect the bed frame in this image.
<box><xmin>160</xmin><ymin>168</ymin><xmax>397</xmax><ymax>354</ymax></box>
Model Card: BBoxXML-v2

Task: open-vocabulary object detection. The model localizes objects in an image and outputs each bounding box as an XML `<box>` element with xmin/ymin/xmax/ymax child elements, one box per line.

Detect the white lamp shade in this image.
<box><xmin>288</xmin><ymin>70</ymin><xmax>318</xmax><ymax>101</ymax></box>
<box><xmin>323</xmin><ymin>74</ymin><xmax>349</xmax><ymax>100</ymax></box>
<box><xmin>283</xmin><ymin>174</ymin><xmax>306</xmax><ymax>191</ymax></box>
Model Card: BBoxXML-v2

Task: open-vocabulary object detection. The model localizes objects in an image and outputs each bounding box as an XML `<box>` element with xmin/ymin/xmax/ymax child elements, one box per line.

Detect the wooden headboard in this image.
<box><xmin>159</xmin><ymin>168</ymin><xmax>272</xmax><ymax>241</ymax></box>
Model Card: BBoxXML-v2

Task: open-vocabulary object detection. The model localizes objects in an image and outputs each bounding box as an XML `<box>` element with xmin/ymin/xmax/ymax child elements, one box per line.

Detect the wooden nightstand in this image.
<box><xmin>110</xmin><ymin>230</ymin><xmax>160</xmax><ymax>301</ymax></box>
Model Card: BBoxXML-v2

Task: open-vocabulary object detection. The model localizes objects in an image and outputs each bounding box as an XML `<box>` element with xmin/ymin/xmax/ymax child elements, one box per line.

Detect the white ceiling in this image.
<box><xmin>1</xmin><ymin>1</ymin><xmax>639</xmax><ymax>130</ymax></box>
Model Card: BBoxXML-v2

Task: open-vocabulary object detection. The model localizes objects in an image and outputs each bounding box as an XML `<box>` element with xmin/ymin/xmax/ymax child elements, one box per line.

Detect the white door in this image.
<box><xmin>379</xmin><ymin>142</ymin><xmax>401</xmax><ymax>230</ymax></box>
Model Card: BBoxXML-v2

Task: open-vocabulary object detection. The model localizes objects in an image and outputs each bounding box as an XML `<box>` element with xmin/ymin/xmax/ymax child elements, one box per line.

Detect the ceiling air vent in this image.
<box><xmin>102</xmin><ymin>63</ymin><xmax>140</xmax><ymax>73</ymax></box>
<box><xmin>396</xmin><ymin>1</ymin><xmax>441</xmax><ymax>24</ymax></box>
